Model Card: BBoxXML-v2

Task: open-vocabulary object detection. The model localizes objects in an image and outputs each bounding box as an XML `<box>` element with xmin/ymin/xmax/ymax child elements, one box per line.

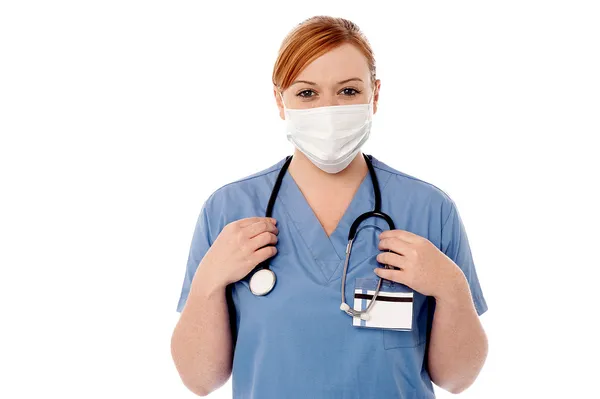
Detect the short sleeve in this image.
<box><xmin>176</xmin><ymin>201</ymin><xmax>213</xmax><ymax>313</ymax></box>
<box><xmin>440</xmin><ymin>199</ymin><xmax>488</xmax><ymax>316</ymax></box>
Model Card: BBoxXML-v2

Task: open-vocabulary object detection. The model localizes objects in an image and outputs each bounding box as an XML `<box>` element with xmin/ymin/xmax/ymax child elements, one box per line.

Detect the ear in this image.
<box><xmin>273</xmin><ymin>85</ymin><xmax>285</xmax><ymax>120</ymax></box>
<box><xmin>372</xmin><ymin>79</ymin><xmax>381</xmax><ymax>115</ymax></box>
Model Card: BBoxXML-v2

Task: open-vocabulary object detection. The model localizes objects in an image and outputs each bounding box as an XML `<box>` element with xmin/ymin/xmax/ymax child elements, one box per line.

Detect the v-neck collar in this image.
<box><xmin>275</xmin><ymin>155</ymin><xmax>390</xmax><ymax>283</ymax></box>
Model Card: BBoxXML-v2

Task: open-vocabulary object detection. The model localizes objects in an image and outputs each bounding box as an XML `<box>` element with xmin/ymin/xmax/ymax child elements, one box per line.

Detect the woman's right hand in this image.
<box><xmin>198</xmin><ymin>217</ymin><xmax>279</xmax><ymax>288</ymax></box>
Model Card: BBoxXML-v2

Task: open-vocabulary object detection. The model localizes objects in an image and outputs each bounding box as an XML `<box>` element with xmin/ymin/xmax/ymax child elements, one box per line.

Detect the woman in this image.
<box><xmin>171</xmin><ymin>16</ymin><xmax>488</xmax><ymax>398</ymax></box>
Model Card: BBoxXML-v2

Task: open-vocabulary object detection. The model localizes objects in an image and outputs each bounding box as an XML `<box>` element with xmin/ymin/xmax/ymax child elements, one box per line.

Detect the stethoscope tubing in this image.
<box><xmin>250</xmin><ymin>153</ymin><xmax>396</xmax><ymax>321</ymax></box>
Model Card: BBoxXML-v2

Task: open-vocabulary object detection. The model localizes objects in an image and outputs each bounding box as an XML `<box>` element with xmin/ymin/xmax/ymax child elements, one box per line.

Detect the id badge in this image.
<box><xmin>352</xmin><ymin>277</ymin><xmax>414</xmax><ymax>330</ymax></box>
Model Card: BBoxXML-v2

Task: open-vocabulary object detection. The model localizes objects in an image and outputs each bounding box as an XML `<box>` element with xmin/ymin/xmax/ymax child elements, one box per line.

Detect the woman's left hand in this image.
<box><xmin>374</xmin><ymin>229</ymin><xmax>466</xmax><ymax>300</ymax></box>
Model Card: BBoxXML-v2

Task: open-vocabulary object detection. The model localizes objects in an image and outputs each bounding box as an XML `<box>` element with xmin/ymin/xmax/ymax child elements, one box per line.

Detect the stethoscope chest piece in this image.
<box><xmin>249</xmin><ymin>268</ymin><xmax>276</xmax><ymax>296</ymax></box>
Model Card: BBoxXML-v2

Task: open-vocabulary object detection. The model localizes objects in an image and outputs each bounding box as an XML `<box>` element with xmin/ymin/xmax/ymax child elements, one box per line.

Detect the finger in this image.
<box><xmin>248</xmin><ymin>231</ymin><xmax>278</xmax><ymax>252</ymax></box>
<box><xmin>237</xmin><ymin>217</ymin><xmax>277</xmax><ymax>228</ymax></box>
<box><xmin>378</xmin><ymin>237</ymin><xmax>412</xmax><ymax>256</ymax></box>
<box><xmin>373</xmin><ymin>267</ymin><xmax>409</xmax><ymax>285</ymax></box>
<box><xmin>248</xmin><ymin>245</ymin><xmax>278</xmax><ymax>266</ymax></box>
<box><xmin>243</xmin><ymin>220</ymin><xmax>279</xmax><ymax>238</ymax></box>
<box><xmin>376</xmin><ymin>251</ymin><xmax>408</xmax><ymax>270</ymax></box>
<box><xmin>379</xmin><ymin>229</ymin><xmax>420</xmax><ymax>243</ymax></box>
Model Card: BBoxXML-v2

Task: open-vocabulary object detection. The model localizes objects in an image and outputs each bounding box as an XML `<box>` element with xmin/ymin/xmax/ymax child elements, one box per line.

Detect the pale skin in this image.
<box><xmin>171</xmin><ymin>42</ymin><xmax>487</xmax><ymax>396</ymax></box>
<box><xmin>276</xmin><ymin>43</ymin><xmax>488</xmax><ymax>394</ymax></box>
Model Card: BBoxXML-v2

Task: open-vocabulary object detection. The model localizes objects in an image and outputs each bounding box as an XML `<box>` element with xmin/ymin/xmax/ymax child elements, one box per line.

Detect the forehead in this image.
<box><xmin>295</xmin><ymin>43</ymin><xmax>370</xmax><ymax>85</ymax></box>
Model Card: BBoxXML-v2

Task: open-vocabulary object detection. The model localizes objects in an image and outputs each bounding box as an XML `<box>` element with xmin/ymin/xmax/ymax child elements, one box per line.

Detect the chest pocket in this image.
<box><xmin>382</xmin><ymin>325</ymin><xmax>420</xmax><ymax>349</ymax></box>
<box><xmin>382</xmin><ymin>291</ymin><xmax>429</xmax><ymax>349</ymax></box>
<box><xmin>351</xmin><ymin>267</ymin><xmax>425</xmax><ymax>350</ymax></box>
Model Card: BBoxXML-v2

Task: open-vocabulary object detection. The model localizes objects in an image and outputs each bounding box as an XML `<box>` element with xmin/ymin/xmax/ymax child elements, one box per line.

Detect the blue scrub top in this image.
<box><xmin>176</xmin><ymin>155</ymin><xmax>488</xmax><ymax>398</ymax></box>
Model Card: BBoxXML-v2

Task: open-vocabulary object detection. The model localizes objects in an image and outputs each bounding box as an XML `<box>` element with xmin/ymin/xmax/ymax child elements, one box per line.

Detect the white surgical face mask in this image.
<box><xmin>280</xmin><ymin>90</ymin><xmax>375</xmax><ymax>174</ymax></box>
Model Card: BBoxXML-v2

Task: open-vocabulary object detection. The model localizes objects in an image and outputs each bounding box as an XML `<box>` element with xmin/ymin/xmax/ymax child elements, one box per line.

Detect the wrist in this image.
<box><xmin>433</xmin><ymin>267</ymin><xmax>471</xmax><ymax>309</ymax></box>
<box><xmin>190</xmin><ymin>263</ymin><xmax>227</xmax><ymax>300</ymax></box>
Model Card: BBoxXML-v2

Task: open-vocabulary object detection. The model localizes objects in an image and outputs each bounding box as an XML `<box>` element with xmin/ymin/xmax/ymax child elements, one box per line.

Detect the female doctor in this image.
<box><xmin>171</xmin><ymin>16</ymin><xmax>488</xmax><ymax>398</ymax></box>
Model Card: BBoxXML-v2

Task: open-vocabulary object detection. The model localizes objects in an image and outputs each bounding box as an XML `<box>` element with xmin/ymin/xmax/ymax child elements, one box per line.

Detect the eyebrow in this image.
<box><xmin>290</xmin><ymin>77</ymin><xmax>364</xmax><ymax>86</ymax></box>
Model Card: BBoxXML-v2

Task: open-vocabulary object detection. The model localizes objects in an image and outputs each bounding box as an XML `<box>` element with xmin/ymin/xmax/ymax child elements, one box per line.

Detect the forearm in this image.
<box><xmin>171</xmin><ymin>266</ymin><xmax>233</xmax><ymax>396</ymax></box>
<box><xmin>427</xmin><ymin>273</ymin><xmax>488</xmax><ymax>394</ymax></box>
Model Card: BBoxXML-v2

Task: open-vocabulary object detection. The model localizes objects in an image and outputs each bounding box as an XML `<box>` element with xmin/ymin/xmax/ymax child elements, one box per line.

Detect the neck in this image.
<box><xmin>287</xmin><ymin>149</ymin><xmax>368</xmax><ymax>187</ymax></box>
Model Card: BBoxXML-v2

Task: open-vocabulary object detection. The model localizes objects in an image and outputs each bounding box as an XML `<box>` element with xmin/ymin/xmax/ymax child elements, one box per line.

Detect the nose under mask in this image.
<box><xmin>280</xmin><ymin>91</ymin><xmax>375</xmax><ymax>174</ymax></box>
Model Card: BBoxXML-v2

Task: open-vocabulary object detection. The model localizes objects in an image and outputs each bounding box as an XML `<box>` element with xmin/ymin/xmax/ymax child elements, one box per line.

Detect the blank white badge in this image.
<box><xmin>352</xmin><ymin>284</ymin><xmax>414</xmax><ymax>330</ymax></box>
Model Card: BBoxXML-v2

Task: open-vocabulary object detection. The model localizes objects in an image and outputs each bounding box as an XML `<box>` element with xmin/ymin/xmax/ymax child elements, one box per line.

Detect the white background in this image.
<box><xmin>1</xmin><ymin>1</ymin><xmax>599</xmax><ymax>398</ymax></box>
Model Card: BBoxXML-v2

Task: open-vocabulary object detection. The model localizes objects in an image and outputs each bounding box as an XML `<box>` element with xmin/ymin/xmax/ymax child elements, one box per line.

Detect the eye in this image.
<box><xmin>296</xmin><ymin>89</ymin><xmax>316</xmax><ymax>98</ymax></box>
<box><xmin>340</xmin><ymin>87</ymin><xmax>361</xmax><ymax>96</ymax></box>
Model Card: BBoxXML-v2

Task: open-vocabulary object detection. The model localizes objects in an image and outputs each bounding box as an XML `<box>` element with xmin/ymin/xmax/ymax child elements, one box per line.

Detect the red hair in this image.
<box><xmin>272</xmin><ymin>16</ymin><xmax>376</xmax><ymax>91</ymax></box>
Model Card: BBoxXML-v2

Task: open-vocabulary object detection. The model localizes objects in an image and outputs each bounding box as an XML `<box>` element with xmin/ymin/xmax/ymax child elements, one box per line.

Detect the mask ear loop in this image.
<box><xmin>367</xmin><ymin>87</ymin><xmax>376</xmax><ymax>112</ymax></box>
<box><xmin>278</xmin><ymin>91</ymin><xmax>287</xmax><ymax>109</ymax></box>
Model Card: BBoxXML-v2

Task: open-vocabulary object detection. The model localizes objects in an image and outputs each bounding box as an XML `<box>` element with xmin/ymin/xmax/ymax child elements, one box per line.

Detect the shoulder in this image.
<box><xmin>370</xmin><ymin>154</ymin><xmax>457</xmax><ymax>217</ymax></box>
<box><xmin>201</xmin><ymin>156</ymin><xmax>288</xmax><ymax>216</ymax></box>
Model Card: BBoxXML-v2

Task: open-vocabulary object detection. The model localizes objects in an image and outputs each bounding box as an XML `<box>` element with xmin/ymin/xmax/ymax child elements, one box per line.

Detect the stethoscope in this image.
<box><xmin>248</xmin><ymin>153</ymin><xmax>396</xmax><ymax>321</ymax></box>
